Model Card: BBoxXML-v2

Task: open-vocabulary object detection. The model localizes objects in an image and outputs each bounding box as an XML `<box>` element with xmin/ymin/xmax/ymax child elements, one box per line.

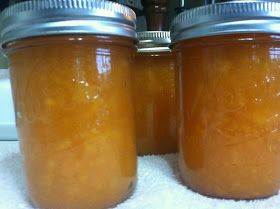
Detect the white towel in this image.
<box><xmin>0</xmin><ymin>141</ymin><xmax>280</xmax><ymax>209</ymax></box>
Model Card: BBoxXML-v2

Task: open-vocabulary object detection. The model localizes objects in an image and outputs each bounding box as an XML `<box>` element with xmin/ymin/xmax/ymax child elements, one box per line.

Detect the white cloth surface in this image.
<box><xmin>0</xmin><ymin>141</ymin><xmax>280</xmax><ymax>209</ymax></box>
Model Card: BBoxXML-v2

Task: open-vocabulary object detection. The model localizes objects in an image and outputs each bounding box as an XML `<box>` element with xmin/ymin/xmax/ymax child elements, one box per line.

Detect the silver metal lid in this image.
<box><xmin>0</xmin><ymin>0</ymin><xmax>137</xmax><ymax>47</ymax></box>
<box><xmin>137</xmin><ymin>31</ymin><xmax>171</xmax><ymax>52</ymax></box>
<box><xmin>171</xmin><ymin>0</ymin><xmax>280</xmax><ymax>44</ymax></box>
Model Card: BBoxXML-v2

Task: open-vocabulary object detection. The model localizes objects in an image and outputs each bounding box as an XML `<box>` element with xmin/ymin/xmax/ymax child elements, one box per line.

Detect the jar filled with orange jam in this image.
<box><xmin>1</xmin><ymin>1</ymin><xmax>137</xmax><ymax>209</ymax></box>
<box><xmin>134</xmin><ymin>31</ymin><xmax>177</xmax><ymax>155</ymax></box>
<box><xmin>171</xmin><ymin>1</ymin><xmax>280</xmax><ymax>199</ymax></box>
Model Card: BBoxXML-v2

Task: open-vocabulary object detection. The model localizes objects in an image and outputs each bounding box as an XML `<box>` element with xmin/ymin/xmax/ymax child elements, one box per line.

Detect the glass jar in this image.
<box><xmin>0</xmin><ymin>1</ymin><xmax>137</xmax><ymax>209</ymax></box>
<box><xmin>134</xmin><ymin>31</ymin><xmax>177</xmax><ymax>155</ymax></box>
<box><xmin>171</xmin><ymin>1</ymin><xmax>280</xmax><ymax>199</ymax></box>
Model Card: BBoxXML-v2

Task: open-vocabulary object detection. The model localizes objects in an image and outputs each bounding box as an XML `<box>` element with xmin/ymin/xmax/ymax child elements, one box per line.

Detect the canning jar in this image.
<box><xmin>171</xmin><ymin>1</ymin><xmax>280</xmax><ymax>199</ymax></box>
<box><xmin>134</xmin><ymin>31</ymin><xmax>177</xmax><ymax>155</ymax></box>
<box><xmin>0</xmin><ymin>1</ymin><xmax>137</xmax><ymax>209</ymax></box>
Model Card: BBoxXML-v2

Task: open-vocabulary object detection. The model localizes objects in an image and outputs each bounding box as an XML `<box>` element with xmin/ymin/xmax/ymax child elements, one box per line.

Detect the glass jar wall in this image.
<box><xmin>0</xmin><ymin>1</ymin><xmax>137</xmax><ymax>208</ymax></box>
<box><xmin>174</xmin><ymin>33</ymin><xmax>280</xmax><ymax>199</ymax></box>
<box><xmin>134</xmin><ymin>50</ymin><xmax>177</xmax><ymax>155</ymax></box>
<box><xmin>6</xmin><ymin>35</ymin><xmax>137</xmax><ymax>209</ymax></box>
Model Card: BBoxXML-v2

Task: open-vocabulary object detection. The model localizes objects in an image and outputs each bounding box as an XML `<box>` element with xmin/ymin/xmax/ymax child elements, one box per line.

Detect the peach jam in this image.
<box><xmin>171</xmin><ymin>1</ymin><xmax>280</xmax><ymax>199</ymax></box>
<box><xmin>1</xmin><ymin>1</ymin><xmax>137</xmax><ymax>209</ymax></box>
<box><xmin>134</xmin><ymin>31</ymin><xmax>177</xmax><ymax>155</ymax></box>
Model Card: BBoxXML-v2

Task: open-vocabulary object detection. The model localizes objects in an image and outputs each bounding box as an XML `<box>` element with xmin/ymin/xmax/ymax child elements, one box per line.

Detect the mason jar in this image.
<box><xmin>0</xmin><ymin>1</ymin><xmax>137</xmax><ymax>208</ymax></box>
<box><xmin>134</xmin><ymin>31</ymin><xmax>177</xmax><ymax>155</ymax></box>
<box><xmin>171</xmin><ymin>0</ymin><xmax>280</xmax><ymax>199</ymax></box>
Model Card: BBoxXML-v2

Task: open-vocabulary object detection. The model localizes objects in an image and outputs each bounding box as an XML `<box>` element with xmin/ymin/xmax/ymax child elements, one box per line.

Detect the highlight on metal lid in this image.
<box><xmin>137</xmin><ymin>31</ymin><xmax>171</xmax><ymax>53</ymax></box>
<box><xmin>170</xmin><ymin>0</ymin><xmax>280</xmax><ymax>44</ymax></box>
<box><xmin>0</xmin><ymin>0</ymin><xmax>137</xmax><ymax>47</ymax></box>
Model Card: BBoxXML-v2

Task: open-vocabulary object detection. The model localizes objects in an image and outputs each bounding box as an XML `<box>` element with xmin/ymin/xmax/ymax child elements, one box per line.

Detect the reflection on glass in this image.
<box><xmin>96</xmin><ymin>48</ymin><xmax>111</xmax><ymax>84</ymax></box>
<box><xmin>270</xmin><ymin>47</ymin><xmax>280</xmax><ymax>60</ymax></box>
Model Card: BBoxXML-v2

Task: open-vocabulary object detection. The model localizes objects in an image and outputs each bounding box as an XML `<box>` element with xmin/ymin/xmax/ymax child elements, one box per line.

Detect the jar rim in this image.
<box><xmin>137</xmin><ymin>31</ymin><xmax>171</xmax><ymax>52</ymax></box>
<box><xmin>170</xmin><ymin>0</ymin><xmax>280</xmax><ymax>44</ymax></box>
<box><xmin>0</xmin><ymin>0</ymin><xmax>137</xmax><ymax>48</ymax></box>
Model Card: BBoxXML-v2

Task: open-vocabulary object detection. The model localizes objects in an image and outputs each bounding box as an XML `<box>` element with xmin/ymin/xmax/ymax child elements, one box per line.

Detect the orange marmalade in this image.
<box><xmin>174</xmin><ymin>34</ymin><xmax>280</xmax><ymax>199</ymax></box>
<box><xmin>133</xmin><ymin>51</ymin><xmax>177</xmax><ymax>155</ymax></box>
<box><xmin>6</xmin><ymin>35</ymin><xmax>137</xmax><ymax>209</ymax></box>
